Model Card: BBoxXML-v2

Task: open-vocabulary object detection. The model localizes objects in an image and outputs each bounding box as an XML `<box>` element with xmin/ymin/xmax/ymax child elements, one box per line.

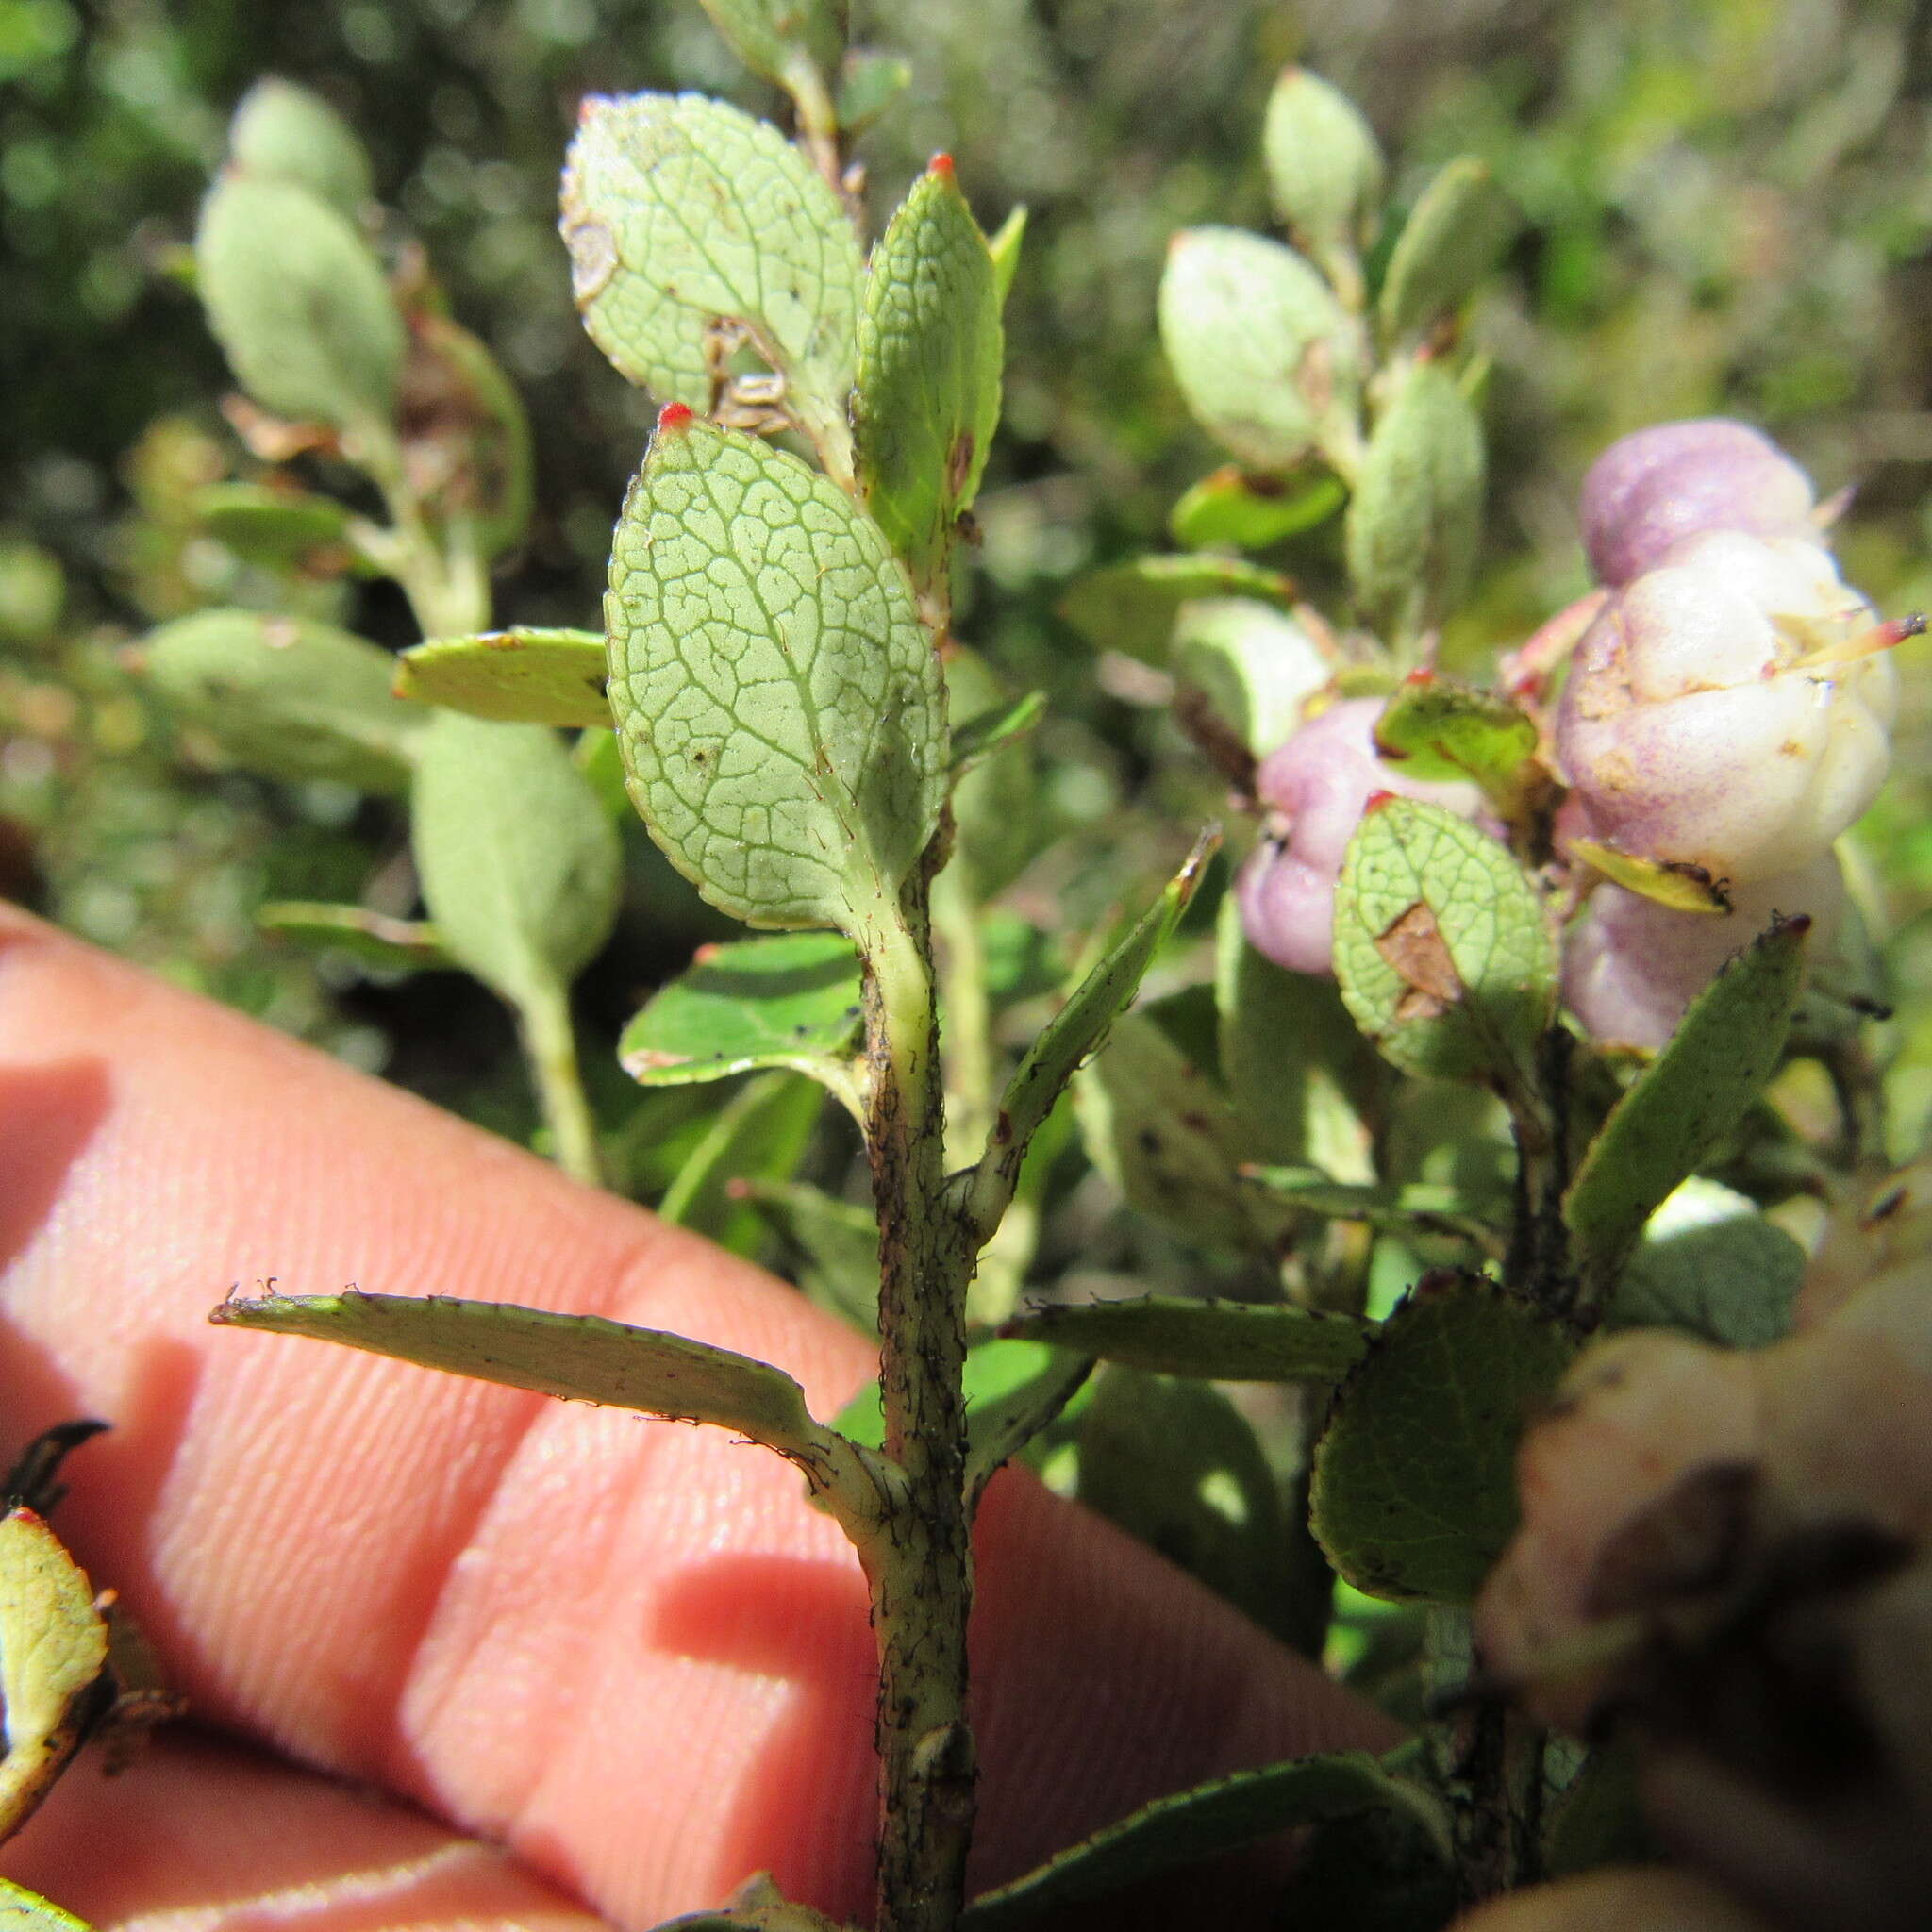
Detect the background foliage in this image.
<box><xmin>8</xmin><ymin>0</ymin><xmax>1932</xmax><ymax>1188</ymax></box>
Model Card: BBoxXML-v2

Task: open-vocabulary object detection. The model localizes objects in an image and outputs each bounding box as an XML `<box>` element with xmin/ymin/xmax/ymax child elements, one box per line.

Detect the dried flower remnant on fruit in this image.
<box><xmin>1557</xmin><ymin>530</ymin><xmax>1899</xmax><ymax>886</ymax></box>
<box><xmin>1235</xmin><ymin>696</ymin><xmax>1479</xmax><ymax>975</ymax></box>
<box><xmin>1579</xmin><ymin>418</ymin><xmax>1819</xmax><ymax>589</ymax></box>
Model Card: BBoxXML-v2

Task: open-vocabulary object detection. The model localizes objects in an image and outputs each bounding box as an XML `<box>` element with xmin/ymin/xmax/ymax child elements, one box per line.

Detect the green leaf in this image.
<box><xmin>1376</xmin><ymin>158</ymin><xmax>1518</xmax><ymax>343</ymax></box>
<box><xmin>1170</xmin><ymin>465</ymin><xmax>1346</xmax><ymax>552</ymax></box>
<box><xmin>853</xmin><ymin>158</ymin><xmax>1003</xmax><ymax>594</ymax></box>
<box><xmin>1373</xmin><ymin>672</ymin><xmax>1538</xmax><ymax>813</ymax></box>
<box><xmin>560</xmin><ymin>93</ymin><xmax>862</xmax><ymax>472</ymax></box>
<box><xmin>986</xmin><ymin>204</ymin><xmax>1027</xmax><ymax>307</ymax></box>
<box><xmin>227</xmin><ymin>76</ymin><xmax>374</xmax><ymax>216</ymax></box>
<box><xmin>0</xmin><ymin>1509</ymin><xmax>109</xmax><ymax>1842</ymax></box>
<box><xmin>0</xmin><ymin>1881</ymin><xmax>93</xmax><ymax>1932</ymax></box>
<box><xmin>1544</xmin><ymin>1740</ymin><xmax>1652</xmax><ymax>1878</ymax></box>
<box><xmin>1566</xmin><ymin>837</ymin><xmax>1732</xmax><ymax>915</ymax></box>
<box><xmin>1563</xmin><ymin>914</ymin><xmax>1808</xmax><ymax>1308</ymax></box>
<box><xmin>142</xmin><ymin>608</ymin><xmax>422</xmax><ymax>794</ymax></box>
<box><xmin>606</xmin><ymin>414</ymin><xmax>946</xmax><ymax>940</ymax></box>
<box><xmin>1076</xmin><ymin>997</ymin><xmax>1299</xmax><ymax>1255</ymax></box>
<box><xmin>1262</xmin><ymin>68</ymin><xmax>1385</xmax><ymax>285</ymax></box>
<box><xmin>1063</xmin><ymin>1367</ymin><xmax>1299</xmax><ymax>1640</ymax></box>
<box><xmin>1606</xmin><ymin>1178</ymin><xmax>1803</xmax><ymax>1349</ymax></box>
<box><xmin>962</xmin><ymin>1345</ymin><xmax>1093</xmax><ymax>1508</ymax></box>
<box><xmin>1242</xmin><ymin>1168</ymin><xmax>1494</xmax><ymax>1245</ymax></box>
<box><xmin>836</xmin><ymin>50</ymin><xmax>913</xmax><ymax>135</ymax></box>
<box><xmin>959</xmin><ymin>1749</ymin><xmax>1445</xmax><ymax>1932</ymax></box>
<box><xmin>1058</xmin><ymin>553</ymin><xmax>1299</xmax><ymax>664</ymax></box>
<box><xmin>1214</xmin><ymin>894</ymin><xmax>1382</xmax><ymax>1171</ymax></box>
<box><xmin>1331</xmin><ymin>797</ymin><xmax>1556</xmax><ymax>1093</ymax></box>
<box><xmin>1309</xmin><ymin>1273</ymin><xmax>1575</xmax><ymax>1603</ymax></box>
<box><xmin>195</xmin><ymin>173</ymin><xmax>405</xmax><ymax>429</ymax></box>
<box><xmin>395</xmin><ymin>628</ymin><xmax>611</xmax><ymax>728</ymax></box>
<box><xmin>409</xmin><ymin>713</ymin><xmax>622</xmax><ymax>1012</ymax></box>
<box><xmin>658</xmin><ymin>1071</ymin><xmax>825</xmax><ymax>1257</ymax></box>
<box><xmin>737</xmin><ymin>1178</ymin><xmax>879</xmax><ymax>1335</ymax></box>
<box><xmin>408</xmin><ymin>311</ymin><xmax>537</xmax><ymax>561</ymax></box>
<box><xmin>960</xmin><ymin>832</ymin><xmax>1216</xmax><ymax>1248</ymax></box>
<box><xmin>209</xmin><ymin>1290</ymin><xmax>876</xmax><ymax>1520</ymax></box>
<box><xmin>191</xmin><ymin>481</ymin><xmax>356</xmax><ymax>562</ymax></box>
<box><xmin>949</xmin><ymin>688</ymin><xmax>1046</xmax><ymax>779</ymax></box>
<box><xmin>1345</xmin><ymin>359</ymin><xmax>1484</xmax><ymax>643</ymax></box>
<box><xmin>1002</xmin><ymin>1294</ymin><xmax>1368</xmax><ymax>1385</ymax></box>
<box><xmin>619</xmin><ymin>931</ymin><xmax>862</xmax><ymax>1090</ymax></box>
<box><xmin>1158</xmin><ymin>226</ymin><xmax>1361</xmax><ymax>473</ymax></box>
<box><xmin>258</xmin><ymin>901</ymin><xmax>452</xmax><ymax>974</ymax></box>
<box><xmin>1172</xmin><ymin>597</ymin><xmax>1330</xmax><ymax>759</ymax></box>
<box><xmin>696</xmin><ymin>0</ymin><xmax>843</xmax><ymax>90</ymax></box>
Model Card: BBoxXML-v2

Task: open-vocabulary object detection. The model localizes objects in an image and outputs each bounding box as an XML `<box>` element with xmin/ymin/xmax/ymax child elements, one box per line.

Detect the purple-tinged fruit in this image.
<box><xmin>1580</xmin><ymin>418</ymin><xmax>1817</xmax><ymax>589</ymax></box>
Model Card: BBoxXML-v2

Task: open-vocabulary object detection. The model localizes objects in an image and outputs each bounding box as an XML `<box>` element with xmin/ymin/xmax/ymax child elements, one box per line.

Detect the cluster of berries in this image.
<box><xmin>1235</xmin><ymin>419</ymin><xmax>1903</xmax><ymax>1049</ymax></box>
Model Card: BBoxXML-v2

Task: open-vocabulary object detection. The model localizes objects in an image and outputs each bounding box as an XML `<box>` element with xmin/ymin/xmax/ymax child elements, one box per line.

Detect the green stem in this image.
<box><xmin>519</xmin><ymin>979</ymin><xmax>605</xmax><ymax>1190</ymax></box>
<box><xmin>860</xmin><ymin>885</ymin><xmax>976</xmax><ymax>1932</ymax></box>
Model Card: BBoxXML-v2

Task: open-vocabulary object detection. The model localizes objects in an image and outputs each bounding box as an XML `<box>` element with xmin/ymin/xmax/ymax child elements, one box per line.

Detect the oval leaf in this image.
<box><xmin>1058</xmin><ymin>553</ymin><xmax>1299</xmax><ymax>664</ymax></box>
<box><xmin>606</xmin><ymin>412</ymin><xmax>946</xmax><ymax>938</ymax></box>
<box><xmin>1310</xmin><ymin>1273</ymin><xmax>1576</xmax><ymax>1603</ymax></box>
<box><xmin>854</xmin><ymin>157</ymin><xmax>1003</xmax><ymax>594</ymax></box>
<box><xmin>409</xmin><ymin>713</ymin><xmax>622</xmax><ymax>1011</ymax></box>
<box><xmin>195</xmin><ymin>173</ymin><xmax>405</xmax><ymax>428</ymax></box>
<box><xmin>1169</xmin><ymin>465</ymin><xmax>1346</xmax><ymax>553</ymax></box>
<box><xmin>560</xmin><ymin>93</ymin><xmax>861</xmax><ymax>470</ymax></box>
<box><xmin>620</xmin><ymin>930</ymin><xmax>862</xmax><ymax>1087</ymax></box>
<box><xmin>0</xmin><ymin>1509</ymin><xmax>109</xmax><ymax>1841</ymax></box>
<box><xmin>1376</xmin><ymin>157</ymin><xmax>1518</xmax><ymax>342</ymax></box>
<box><xmin>142</xmin><ymin>608</ymin><xmax>422</xmax><ymax>794</ymax></box>
<box><xmin>227</xmin><ymin>77</ymin><xmax>374</xmax><ymax>215</ymax></box>
<box><xmin>258</xmin><ymin>901</ymin><xmax>452</xmax><ymax>973</ymax></box>
<box><xmin>697</xmin><ymin>0</ymin><xmax>843</xmax><ymax>89</ymax></box>
<box><xmin>1373</xmin><ymin>670</ymin><xmax>1538</xmax><ymax>808</ymax></box>
<box><xmin>1332</xmin><ymin>796</ymin><xmax>1556</xmax><ymax>1091</ymax></box>
<box><xmin>396</xmin><ymin>628</ymin><xmax>611</xmax><ymax>727</ymax></box>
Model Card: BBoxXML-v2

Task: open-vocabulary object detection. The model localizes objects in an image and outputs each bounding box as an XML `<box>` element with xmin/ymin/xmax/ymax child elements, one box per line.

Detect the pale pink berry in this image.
<box><xmin>1556</xmin><ymin>530</ymin><xmax>1899</xmax><ymax>885</ymax></box>
<box><xmin>1236</xmin><ymin>696</ymin><xmax>1478</xmax><ymax>975</ymax></box>
<box><xmin>1562</xmin><ymin>854</ymin><xmax>1844</xmax><ymax>1051</ymax></box>
<box><xmin>1580</xmin><ymin>418</ymin><xmax>1817</xmax><ymax>588</ymax></box>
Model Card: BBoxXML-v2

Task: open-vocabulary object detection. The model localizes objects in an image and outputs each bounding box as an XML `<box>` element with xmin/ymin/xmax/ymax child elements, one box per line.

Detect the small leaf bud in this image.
<box><xmin>1261</xmin><ymin>68</ymin><xmax>1384</xmax><ymax>289</ymax></box>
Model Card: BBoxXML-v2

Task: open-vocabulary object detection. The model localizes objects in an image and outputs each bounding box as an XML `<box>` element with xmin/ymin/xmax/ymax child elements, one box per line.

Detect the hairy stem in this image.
<box><xmin>862</xmin><ymin>885</ymin><xmax>976</xmax><ymax>1932</ymax></box>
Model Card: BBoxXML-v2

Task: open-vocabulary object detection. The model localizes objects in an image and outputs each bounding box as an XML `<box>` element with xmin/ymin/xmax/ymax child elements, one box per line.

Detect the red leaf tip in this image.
<box><xmin>1403</xmin><ymin>667</ymin><xmax>1438</xmax><ymax>686</ymax></box>
<box><xmin>1363</xmin><ymin>789</ymin><xmax>1399</xmax><ymax>814</ymax></box>
<box><xmin>656</xmin><ymin>402</ymin><xmax>695</xmax><ymax>434</ymax></box>
<box><xmin>930</xmin><ymin>152</ymin><xmax>956</xmax><ymax>178</ymax></box>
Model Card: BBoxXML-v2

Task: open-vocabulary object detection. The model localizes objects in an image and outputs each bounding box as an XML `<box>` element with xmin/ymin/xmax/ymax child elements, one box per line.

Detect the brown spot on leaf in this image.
<box><xmin>1374</xmin><ymin>900</ymin><xmax>1463</xmax><ymax>1023</ymax></box>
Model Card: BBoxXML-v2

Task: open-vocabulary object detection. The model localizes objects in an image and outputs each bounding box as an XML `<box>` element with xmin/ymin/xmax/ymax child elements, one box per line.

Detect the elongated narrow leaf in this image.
<box><xmin>1058</xmin><ymin>554</ymin><xmax>1298</xmax><ymax>664</ymax></box>
<box><xmin>960</xmin><ymin>831</ymin><xmax>1216</xmax><ymax>1246</ymax></box>
<box><xmin>1377</xmin><ymin>157</ymin><xmax>1517</xmax><ymax>342</ymax></box>
<box><xmin>396</xmin><ymin>629</ymin><xmax>610</xmax><ymax>727</ymax></box>
<box><xmin>1564</xmin><ymin>914</ymin><xmax>1808</xmax><ymax>1308</ymax></box>
<box><xmin>854</xmin><ymin>157</ymin><xmax>1003</xmax><ymax>593</ymax></box>
<box><xmin>0</xmin><ymin>1880</ymin><xmax>93</xmax><ymax>1932</ymax></box>
<box><xmin>210</xmin><ymin>1291</ymin><xmax>872</xmax><ymax>1507</ymax></box>
<box><xmin>950</xmin><ymin>689</ymin><xmax>1045</xmax><ymax>778</ymax></box>
<box><xmin>620</xmin><ymin>931</ymin><xmax>862</xmax><ymax>1088</ymax></box>
<box><xmin>561</xmin><ymin>93</ymin><xmax>861</xmax><ymax>468</ymax></box>
<box><xmin>1310</xmin><ymin>1273</ymin><xmax>1574</xmax><ymax>1604</ymax></box>
<box><xmin>142</xmin><ymin>609</ymin><xmax>423</xmax><ymax>794</ymax></box>
<box><xmin>410</xmin><ymin>713</ymin><xmax>622</xmax><ymax>1012</ymax></box>
<box><xmin>1332</xmin><ymin>797</ymin><xmax>1555</xmax><ymax>1092</ymax></box>
<box><xmin>962</xmin><ymin>1345</ymin><xmax>1092</xmax><ymax>1508</ymax></box>
<box><xmin>657</xmin><ymin>1071</ymin><xmax>825</xmax><ymax>1257</ymax></box>
<box><xmin>1002</xmin><ymin>1294</ymin><xmax>1368</xmax><ymax>1384</ymax></box>
<box><xmin>607</xmin><ymin>413</ymin><xmax>946</xmax><ymax>939</ymax></box>
<box><xmin>0</xmin><ymin>1509</ymin><xmax>109</xmax><ymax>1841</ymax></box>
<box><xmin>959</xmin><ymin>1750</ymin><xmax>1444</xmax><ymax>1931</ymax></box>
<box><xmin>258</xmin><ymin>902</ymin><xmax>452</xmax><ymax>974</ymax></box>
<box><xmin>191</xmin><ymin>481</ymin><xmax>356</xmax><ymax>560</ymax></box>
<box><xmin>986</xmin><ymin>204</ymin><xmax>1026</xmax><ymax>305</ymax></box>
<box><xmin>195</xmin><ymin>174</ymin><xmax>404</xmax><ymax>429</ymax></box>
